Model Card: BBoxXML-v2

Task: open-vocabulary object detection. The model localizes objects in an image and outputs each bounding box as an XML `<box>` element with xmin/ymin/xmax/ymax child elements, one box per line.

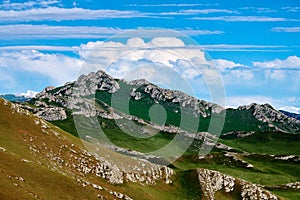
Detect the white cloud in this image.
<box><xmin>158</xmin><ymin>9</ymin><xmax>238</xmax><ymax>15</ymax></box>
<box><xmin>0</xmin><ymin>25</ymin><xmax>128</xmax><ymax>39</ymax></box>
<box><xmin>78</xmin><ymin>37</ymin><xmax>226</xmax><ymax>95</ymax></box>
<box><xmin>176</xmin><ymin>29</ymin><xmax>223</xmax><ymax>35</ymax></box>
<box><xmin>0</xmin><ymin>45</ymin><xmax>77</xmax><ymax>51</ymax></box>
<box><xmin>17</xmin><ymin>90</ymin><xmax>39</xmax><ymax>98</ymax></box>
<box><xmin>0</xmin><ymin>0</ymin><xmax>60</xmax><ymax>10</ymax></box>
<box><xmin>253</xmin><ymin>56</ymin><xmax>300</xmax><ymax>69</ymax></box>
<box><xmin>0</xmin><ymin>7</ymin><xmax>146</xmax><ymax>22</ymax></box>
<box><xmin>212</xmin><ymin>59</ymin><xmax>244</xmax><ymax>71</ymax></box>
<box><xmin>126</xmin><ymin>4</ymin><xmax>218</xmax><ymax>7</ymax></box>
<box><xmin>223</xmin><ymin>69</ymin><xmax>253</xmax><ymax>81</ymax></box>
<box><xmin>271</xmin><ymin>27</ymin><xmax>300</xmax><ymax>32</ymax></box>
<box><xmin>0</xmin><ymin>25</ymin><xmax>223</xmax><ymax>40</ymax></box>
<box><xmin>202</xmin><ymin>44</ymin><xmax>287</xmax><ymax>52</ymax></box>
<box><xmin>239</xmin><ymin>7</ymin><xmax>277</xmax><ymax>13</ymax></box>
<box><xmin>282</xmin><ymin>6</ymin><xmax>300</xmax><ymax>12</ymax></box>
<box><xmin>79</xmin><ymin>37</ymin><xmax>208</xmax><ymax>70</ymax></box>
<box><xmin>0</xmin><ymin>50</ymin><xmax>82</xmax><ymax>84</ymax></box>
<box><xmin>190</xmin><ymin>16</ymin><xmax>296</xmax><ymax>22</ymax></box>
<box><xmin>265</xmin><ymin>70</ymin><xmax>286</xmax><ymax>80</ymax></box>
<box><xmin>181</xmin><ymin>9</ymin><xmax>238</xmax><ymax>14</ymax></box>
<box><xmin>279</xmin><ymin>106</ymin><xmax>300</xmax><ymax>114</ymax></box>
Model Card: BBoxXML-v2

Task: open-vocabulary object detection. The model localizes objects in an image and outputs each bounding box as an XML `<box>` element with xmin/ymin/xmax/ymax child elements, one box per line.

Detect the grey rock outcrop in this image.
<box><xmin>34</xmin><ymin>107</ymin><xmax>67</xmax><ymax>121</ymax></box>
<box><xmin>238</xmin><ymin>103</ymin><xmax>300</xmax><ymax>132</ymax></box>
<box><xmin>197</xmin><ymin>168</ymin><xmax>278</xmax><ymax>200</ymax></box>
<box><xmin>197</xmin><ymin>168</ymin><xmax>235</xmax><ymax>199</ymax></box>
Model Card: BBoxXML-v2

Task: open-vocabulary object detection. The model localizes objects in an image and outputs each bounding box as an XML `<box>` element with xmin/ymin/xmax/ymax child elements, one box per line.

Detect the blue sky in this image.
<box><xmin>0</xmin><ymin>0</ymin><xmax>300</xmax><ymax>113</ymax></box>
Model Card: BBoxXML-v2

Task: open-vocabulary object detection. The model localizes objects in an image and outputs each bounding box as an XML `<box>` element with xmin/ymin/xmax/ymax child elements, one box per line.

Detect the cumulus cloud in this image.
<box><xmin>2</xmin><ymin>37</ymin><xmax>298</xmax><ymax>110</ymax></box>
<box><xmin>0</xmin><ymin>50</ymin><xmax>82</xmax><ymax>84</ymax></box>
<box><xmin>17</xmin><ymin>90</ymin><xmax>39</xmax><ymax>98</ymax></box>
<box><xmin>223</xmin><ymin>69</ymin><xmax>254</xmax><ymax>82</ymax></box>
<box><xmin>279</xmin><ymin>106</ymin><xmax>300</xmax><ymax>114</ymax></box>
<box><xmin>253</xmin><ymin>56</ymin><xmax>300</xmax><ymax>69</ymax></box>
<box><xmin>265</xmin><ymin>70</ymin><xmax>286</xmax><ymax>80</ymax></box>
<box><xmin>78</xmin><ymin>37</ymin><xmax>226</xmax><ymax>102</ymax></box>
<box><xmin>212</xmin><ymin>59</ymin><xmax>245</xmax><ymax>71</ymax></box>
<box><xmin>79</xmin><ymin>37</ymin><xmax>209</xmax><ymax>76</ymax></box>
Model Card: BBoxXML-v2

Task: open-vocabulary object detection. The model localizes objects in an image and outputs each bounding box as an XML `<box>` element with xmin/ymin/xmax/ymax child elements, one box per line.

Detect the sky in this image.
<box><xmin>0</xmin><ymin>0</ymin><xmax>300</xmax><ymax>113</ymax></box>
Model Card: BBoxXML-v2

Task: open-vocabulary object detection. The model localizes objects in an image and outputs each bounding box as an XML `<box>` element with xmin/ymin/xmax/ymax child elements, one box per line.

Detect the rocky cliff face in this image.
<box><xmin>75</xmin><ymin>71</ymin><xmax>120</xmax><ymax>96</ymax></box>
<box><xmin>197</xmin><ymin>168</ymin><xmax>278</xmax><ymax>200</ymax></box>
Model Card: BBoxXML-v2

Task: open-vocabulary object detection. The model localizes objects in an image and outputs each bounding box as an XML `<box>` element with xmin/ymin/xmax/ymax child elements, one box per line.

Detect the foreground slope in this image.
<box><xmin>4</xmin><ymin>70</ymin><xmax>300</xmax><ymax>199</ymax></box>
<box><xmin>0</xmin><ymin>98</ymin><xmax>183</xmax><ymax>200</ymax></box>
<box><xmin>1</xmin><ymin>97</ymin><xmax>292</xmax><ymax>200</ymax></box>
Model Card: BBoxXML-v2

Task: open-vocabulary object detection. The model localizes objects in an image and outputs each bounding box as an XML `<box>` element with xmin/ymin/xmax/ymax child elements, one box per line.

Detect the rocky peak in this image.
<box><xmin>75</xmin><ymin>70</ymin><xmax>120</xmax><ymax>96</ymax></box>
<box><xmin>128</xmin><ymin>79</ymin><xmax>150</xmax><ymax>86</ymax></box>
<box><xmin>238</xmin><ymin>102</ymin><xmax>300</xmax><ymax>132</ymax></box>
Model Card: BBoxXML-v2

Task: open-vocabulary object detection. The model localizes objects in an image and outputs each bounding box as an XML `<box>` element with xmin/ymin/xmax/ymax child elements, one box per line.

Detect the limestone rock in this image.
<box><xmin>34</xmin><ymin>107</ymin><xmax>67</xmax><ymax>121</ymax></box>
<box><xmin>197</xmin><ymin>168</ymin><xmax>278</xmax><ymax>200</ymax></box>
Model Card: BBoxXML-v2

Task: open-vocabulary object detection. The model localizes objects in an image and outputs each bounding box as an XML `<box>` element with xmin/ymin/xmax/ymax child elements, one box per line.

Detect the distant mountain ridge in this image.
<box><xmin>280</xmin><ymin>110</ymin><xmax>300</xmax><ymax>121</ymax></box>
<box><xmin>0</xmin><ymin>94</ymin><xmax>32</xmax><ymax>102</ymax></box>
<box><xmin>25</xmin><ymin>70</ymin><xmax>300</xmax><ymax>134</ymax></box>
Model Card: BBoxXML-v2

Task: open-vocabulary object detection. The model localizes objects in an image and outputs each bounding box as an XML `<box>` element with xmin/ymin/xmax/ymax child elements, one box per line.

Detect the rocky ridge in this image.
<box><xmin>27</xmin><ymin>70</ymin><xmax>300</xmax><ymax>134</ymax></box>
<box><xmin>238</xmin><ymin>103</ymin><xmax>300</xmax><ymax>132</ymax></box>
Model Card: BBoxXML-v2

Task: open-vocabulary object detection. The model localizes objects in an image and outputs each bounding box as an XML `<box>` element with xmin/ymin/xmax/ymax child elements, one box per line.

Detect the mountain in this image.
<box><xmin>0</xmin><ymin>94</ymin><xmax>32</xmax><ymax>102</ymax></box>
<box><xmin>26</xmin><ymin>70</ymin><xmax>300</xmax><ymax>134</ymax></box>
<box><xmin>3</xmin><ymin>70</ymin><xmax>300</xmax><ymax>199</ymax></box>
<box><xmin>280</xmin><ymin>110</ymin><xmax>300</xmax><ymax>121</ymax></box>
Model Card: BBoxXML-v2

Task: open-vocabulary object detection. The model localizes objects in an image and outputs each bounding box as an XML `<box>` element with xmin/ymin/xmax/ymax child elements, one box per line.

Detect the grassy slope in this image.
<box><xmin>94</xmin><ymin>82</ymin><xmax>273</xmax><ymax>134</ymax></box>
<box><xmin>25</xmin><ymin>83</ymin><xmax>300</xmax><ymax>200</ymax></box>
<box><xmin>0</xmin><ymin>99</ymin><xmax>107</xmax><ymax>199</ymax></box>
<box><xmin>174</xmin><ymin>152</ymin><xmax>300</xmax><ymax>200</ymax></box>
<box><xmin>220</xmin><ymin>131</ymin><xmax>300</xmax><ymax>155</ymax></box>
<box><xmin>29</xmin><ymin>109</ymin><xmax>299</xmax><ymax>199</ymax></box>
<box><xmin>0</xmin><ymin>98</ymin><xmax>205</xmax><ymax>200</ymax></box>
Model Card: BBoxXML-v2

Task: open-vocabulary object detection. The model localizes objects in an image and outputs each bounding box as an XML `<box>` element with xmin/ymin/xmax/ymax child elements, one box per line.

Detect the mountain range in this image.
<box><xmin>0</xmin><ymin>94</ymin><xmax>32</xmax><ymax>102</ymax></box>
<box><xmin>1</xmin><ymin>70</ymin><xmax>300</xmax><ymax>200</ymax></box>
